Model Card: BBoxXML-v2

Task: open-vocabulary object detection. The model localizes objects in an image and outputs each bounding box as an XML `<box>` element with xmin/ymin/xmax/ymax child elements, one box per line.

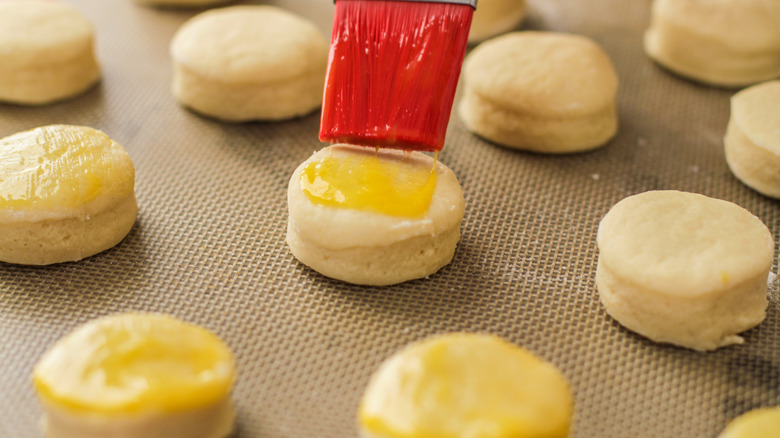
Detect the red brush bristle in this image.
<box><xmin>319</xmin><ymin>0</ymin><xmax>473</xmax><ymax>152</ymax></box>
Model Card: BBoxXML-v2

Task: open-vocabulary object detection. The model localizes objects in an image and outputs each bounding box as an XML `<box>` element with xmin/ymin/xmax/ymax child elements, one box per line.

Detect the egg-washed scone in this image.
<box><xmin>33</xmin><ymin>313</ymin><xmax>236</xmax><ymax>438</ymax></box>
<box><xmin>468</xmin><ymin>0</ymin><xmax>526</xmax><ymax>44</ymax></box>
<box><xmin>458</xmin><ymin>32</ymin><xmax>618</xmax><ymax>153</ymax></box>
<box><xmin>135</xmin><ymin>0</ymin><xmax>232</xmax><ymax>7</ymax></box>
<box><xmin>359</xmin><ymin>333</ymin><xmax>573</xmax><ymax>438</ymax></box>
<box><xmin>0</xmin><ymin>125</ymin><xmax>137</xmax><ymax>265</ymax></box>
<box><xmin>644</xmin><ymin>0</ymin><xmax>780</xmax><ymax>87</ymax></box>
<box><xmin>286</xmin><ymin>145</ymin><xmax>465</xmax><ymax>286</ymax></box>
<box><xmin>718</xmin><ymin>406</ymin><xmax>780</xmax><ymax>438</ymax></box>
<box><xmin>724</xmin><ymin>80</ymin><xmax>780</xmax><ymax>198</ymax></box>
<box><xmin>170</xmin><ymin>6</ymin><xmax>328</xmax><ymax>122</ymax></box>
<box><xmin>0</xmin><ymin>1</ymin><xmax>100</xmax><ymax>105</ymax></box>
<box><xmin>596</xmin><ymin>190</ymin><xmax>774</xmax><ymax>351</ymax></box>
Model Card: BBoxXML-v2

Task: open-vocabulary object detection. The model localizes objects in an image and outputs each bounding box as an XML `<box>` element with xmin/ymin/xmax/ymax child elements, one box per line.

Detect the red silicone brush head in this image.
<box><xmin>319</xmin><ymin>0</ymin><xmax>474</xmax><ymax>152</ymax></box>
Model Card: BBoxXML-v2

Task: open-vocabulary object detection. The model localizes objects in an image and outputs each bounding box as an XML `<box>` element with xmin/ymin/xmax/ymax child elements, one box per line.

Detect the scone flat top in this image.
<box><xmin>719</xmin><ymin>406</ymin><xmax>780</xmax><ymax>438</ymax></box>
<box><xmin>463</xmin><ymin>31</ymin><xmax>618</xmax><ymax>118</ymax></box>
<box><xmin>0</xmin><ymin>1</ymin><xmax>94</xmax><ymax>67</ymax></box>
<box><xmin>731</xmin><ymin>80</ymin><xmax>780</xmax><ymax>155</ymax></box>
<box><xmin>170</xmin><ymin>6</ymin><xmax>328</xmax><ymax>84</ymax></box>
<box><xmin>359</xmin><ymin>333</ymin><xmax>572</xmax><ymax>438</ymax></box>
<box><xmin>288</xmin><ymin>145</ymin><xmax>464</xmax><ymax>250</ymax></box>
<box><xmin>0</xmin><ymin>125</ymin><xmax>135</xmax><ymax>222</ymax></box>
<box><xmin>33</xmin><ymin>313</ymin><xmax>235</xmax><ymax>416</ymax></box>
<box><xmin>652</xmin><ymin>0</ymin><xmax>780</xmax><ymax>52</ymax></box>
<box><xmin>598</xmin><ymin>190</ymin><xmax>774</xmax><ymax>297</ymax></box>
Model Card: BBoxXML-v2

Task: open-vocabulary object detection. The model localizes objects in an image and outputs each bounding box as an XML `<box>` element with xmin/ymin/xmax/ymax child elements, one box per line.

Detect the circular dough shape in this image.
<box><xmin>468</xmin><ymin>0</ymin><xmax>526</xmax><ymax>43</ymax></box>
<box><xmin>135</xmin><ymin>0</ymin><xmax>232</xmax><ymax>7</ymax></box>
<box><xmin>458</xmin><ymin>31</ymin><xmax>618</xmax><ymax>153</ymax></box>
<box><xmin>359</xmin><ymin>333</ymin><xmax>573</xmax><ymax>438</ymax></box>
<box><xmin>596</xmin><ymin>190</ymin><xmax>774</xmax><ymax>351</ymax></box>
<box><xmin>644</xmin><ymin>0</ymin><xmax>780</xmax><ymax>87</ymax></box>
<box><xmin>724</xmin><ymin>80</ymin><xmax>780</xmax><ymax>198</ymax></box>
<box><xmin>286</xmin><ymin>145</ymin><xmax>465</xmax><ymax>286</ymax></box>
<box><xmin>0</xmin><ymin>125</ymin><xmax>137</xmax><ymax>265</ymax></box>
<box><xmin>33</xmin><ymin>313</ymin><xmax>235</xmax><ymax>438</ymax></box>
<box><xmin>718</xmin><ymin>406</ymin><xmax>780</xmax><ymax>438</ymax></box>
<box><xmin>170</xmin><ymin>6</ymin><xmax>328</xmax><ymax>122</ymax></box>
<box><xmin>0</xmin><ymin>1</ymin><xmax>101</xmax><ymax>105</ymax></box>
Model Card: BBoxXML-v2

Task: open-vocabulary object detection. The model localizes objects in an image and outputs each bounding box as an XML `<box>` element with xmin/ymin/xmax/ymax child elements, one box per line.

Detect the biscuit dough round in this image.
<box><xmin>33</xmin><ymin>313</ymin><xmax>236</xmax><ymax>438</ymax></box>
<box><xmin>718</xmin><ymin>406</ymin><xmax>780</xmax><ymax>438</ymax></box>
<box><xmin>644</xmin><ymin>0</ymin><xmax>780</xmax><ymax>87</ymax></box>
<box><xmin>596</xmin><ymin>190</ymin><xmax>774</xmax><ymax>351</ymax></box>
<box><xmin>0</xmin><ymin>1</ymin><xmax>101</xmax><ymax>105</ymax></box>
<box><xmin>170</xmin><ymin>6</ymin><xmax>328</xmax><ymax>122</ymax></box>
<box><xmin>468</xmin><ymin>0</ymin><xmax>526</xmax><ymax>43</ymax></box>
<box><xmin>135</xmin><ymin>0</ymin><xmax>232</xmax><ymax>7</ymax></box>
<box><xmin>359</xmin><ymin>333</ymin><xmax>573</xmax><ymax>438</ymax></box>
<box><xmin>286</xmin><ymin>145</ymin><xmax>465</xmax><ymax>286</ymax></box>
<box><xmin>0</xmin><ymin>125</ymin><xmax>137</xmax><ymax>265</ymax></box>
<box><xmin>458</xmin><ymin>31</ymin><xmax>618</xmax><ymax>153</ymax></box>
<box><xmin>725</xmin><ymin>80</ymin><xmax>780</xmax><ymax>198</ymax></box>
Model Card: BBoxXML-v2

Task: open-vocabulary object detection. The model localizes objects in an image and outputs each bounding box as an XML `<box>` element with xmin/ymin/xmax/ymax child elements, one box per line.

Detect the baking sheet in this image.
<box><xmin>1</xmin><ymin>1</ymin><xmax>778</xmax><ymax>437</ymax></box>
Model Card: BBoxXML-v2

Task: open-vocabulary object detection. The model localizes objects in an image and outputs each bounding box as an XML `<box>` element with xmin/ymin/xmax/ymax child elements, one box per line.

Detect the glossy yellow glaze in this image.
<box><xmin>300</xmin><ymin>148</ymin><xmax>436</xmax><ymax>217</ymax></box>
<box><xmin>359</xmin><ymin>334</ymin><xmax>572</xmax><ymax>438</ymax></box>
<box><xmin>719</xmin><ymin>406</ymin><xmax>780</xmax><ymax>438</ymax></box>
<box><xmin>33</xmin><ymin>313</ymin><xmax>235</xmax><ymax>415</ymax></box>
<box><xmin>0</xmin><ymin>125</ymin><xmax>134</xmax><ymax>211</ymax></box>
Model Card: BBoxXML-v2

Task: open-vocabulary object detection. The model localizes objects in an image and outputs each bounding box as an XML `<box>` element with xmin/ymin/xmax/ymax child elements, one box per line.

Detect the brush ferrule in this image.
<box><xmin>333</xmin><ymin>0</ymin><xmax>477</xmax><ymax>9</ymax></box>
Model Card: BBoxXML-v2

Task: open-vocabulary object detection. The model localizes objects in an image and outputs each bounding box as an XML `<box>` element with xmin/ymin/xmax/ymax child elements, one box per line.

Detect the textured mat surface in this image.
<box><xmin>1</xmin><ymin>1</ymin><xmax>778</xmax><ymax>437</ymax></box>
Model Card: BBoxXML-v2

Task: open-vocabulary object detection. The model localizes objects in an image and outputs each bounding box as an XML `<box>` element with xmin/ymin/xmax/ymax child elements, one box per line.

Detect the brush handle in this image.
<box><xmin>334</xmin><ymin>0</ymin><xmax>477</xmax><ymax>9</ymax></box>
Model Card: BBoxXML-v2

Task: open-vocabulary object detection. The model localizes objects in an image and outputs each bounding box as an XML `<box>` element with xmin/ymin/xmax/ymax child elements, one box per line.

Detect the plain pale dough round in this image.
<box><xmin>724</xmin><ymin>80</ymin><xmax>780</xmax><ymax>198</ymax></box>
<box><xmin>644</xmin><ymin>0</ymin><xmax>780</xmax><ymax>87</ymax></box>
<box><xmin>0</xmin><ymin>125</ymin><xmax>137</xmax><ymax>265</ymax></box>
<box><xmin>0</xmin><ymin>1</ymin><xmax>101</xmax><ymax>105</ymax></box>
<box><xmin>458</xmin><ymin>31</ymin><xmax>618</xmax><ymax>153</ymax></box>
<box><xmin>718</xmin><ymin>406</ymin><xmax>780</xmax><ymax>438</ymax></box>
<box><xmin>286</xmin><ymin>145</ymin><xmax>465</xmax><ymax>286</ymax></box>
<box><xmin>170</xmin><ymin>6</ymin><xmax>328</xmax><ymax>122</ymax></box>
<box><xmin>596</xmin><ymin>190</ymin><xmax>774</xmax><ymax>351</ymax></box>
<box><xmin>359</xmin><ymin>333</ymin><xmax>573</xmax><ymax>438</ymax></box>
<box><xmin>135</xmin><ymin>0</ymin><xmax>232</xmax><ymax>7</ymax></box>
<box><xmin>468</xmin><ymin>0</ymin><xmax>526</xmax><ymax>43</ymax></box>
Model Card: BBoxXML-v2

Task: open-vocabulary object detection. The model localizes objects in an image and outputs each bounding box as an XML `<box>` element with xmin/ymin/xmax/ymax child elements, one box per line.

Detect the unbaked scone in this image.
<box><xmin>33</xmin><ymin>313</ymin><xmax>236</xmax><ymax>438</ymax></box>
<box><xmin>359</xmin><ymin>333</ymin><xmax>573</xmax><ymax>438</ymax></box>
<box><xmin>468</xmin><ymin>0</ymin><xmax>526</xmax><ymax>43</ymax></box>
<box><xmin>724</xmin><ymin>80</ymin><xmax>780</xmax><ymax>198</ymax></box>
<box><xmin>135</xmin><ymin>0</ymin><xmax>232</xmax><ymax>7</ymax></box>
<box><xmin>458</xmin><ymin>31</ymin><xmax>618</xmax><ymax>153</ymax></box>
<box><xmin>0</xmin><ymin>125</ymin><xmax>137</xmax><ymax>265</ymax></box>
<box><xmin>718</xmin><ymin>406</ymin><xmax>780</xmax><ymax>438</ymax></box>
<box><xmin>170</xmin><ymin>6</ymin><xmax>328</xmax><ymax>122</ymax></box>
<box><xmin>644</xmin><ymin>0</ymin><xmax>780</xmax><ymax>87</ymax></box>
<box><xmin>596</xmin><ymin>190</ymin><xmax>774</xmax><ymax>351</ymax></box>
<box><xmin>0</xmin><ymin>1</ymin><xmax>100</xmax><ymax>105</ymax></box>
<box><xmin>286</xmin><ymin>145</ymin><xmax>465</xmax><ymax>286</ymax></box>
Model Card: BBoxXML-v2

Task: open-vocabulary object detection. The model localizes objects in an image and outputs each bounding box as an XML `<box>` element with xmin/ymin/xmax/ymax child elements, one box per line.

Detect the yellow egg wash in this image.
<box><xmin>33</xmin><ymin>314</ymin><xmax>235</xmax><ymax>415</ymax></box>
<box><xmin>0</xmin><ymin>125</ymin><xmax>133</xmax><ymax>211</ymax></box>
<box><xmin>300</xmin><ymin>148</ymin><xmax>437</xmax><ymax>217</ymax></box>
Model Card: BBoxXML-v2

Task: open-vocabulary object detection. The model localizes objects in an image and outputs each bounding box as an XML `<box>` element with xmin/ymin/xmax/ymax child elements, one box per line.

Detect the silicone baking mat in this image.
<box><xmin>1</xmin><ymin>1</ymin><xmax>778</xmax><ymax>437</ymax></box>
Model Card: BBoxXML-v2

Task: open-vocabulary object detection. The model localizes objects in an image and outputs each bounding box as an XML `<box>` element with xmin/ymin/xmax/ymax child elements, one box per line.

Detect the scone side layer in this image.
<box><xmin>458</xmin><ymin>87</ymin><xmax>618</xmax><ymax>153</ymax></box>
<box><xmin>287</xmin><ymin>146</ymin><xmax>465</xmax><ymax>250</ymax></box>
<box><xmin>725</xmin><ymin>119</ymin><xmax>780</xmax><ymax>199</ymax></box>
<box><xmin>730</xmin><ymin>81</ymin><xmax>780</xmax><ymax>155</ymax></box>
<box><xmin>596</xmin><ymin>258</ymin><xmax>768</xmax><ymax>351</ymax></box>
<box><xmin>0</xmin><ymin>194</ymin><xmax>137</xmax><ymax>265</ymax></box>
<box><xmin>0</xmin><ymin>51</ymin><xmax>100</xmax><ymax>105</ymax></box>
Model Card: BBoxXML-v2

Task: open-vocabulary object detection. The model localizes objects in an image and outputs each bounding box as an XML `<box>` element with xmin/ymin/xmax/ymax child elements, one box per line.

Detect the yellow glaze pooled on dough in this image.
<box><xmin>33</xmin><ymin>313</ymin><xmax>235</xmax><ymax>415</ymax></box>
<box><xmin>300</xmin><ymin>148</ymin><xmax>436</xmax><ymax>218</ymax></box>
<box><xmin>0</xmin><ymin>125</ymin><xmax>134</xmax><ymax>211</ymax></box>
<box><xmin>359</xmin><ymin>333</ymin><xmax>573</xmax><ymax>438</ymax></box>
<box><xmin>718</xmin><ymin>406</ymin><xmax>780</xmax><ymax>438</ymax></box>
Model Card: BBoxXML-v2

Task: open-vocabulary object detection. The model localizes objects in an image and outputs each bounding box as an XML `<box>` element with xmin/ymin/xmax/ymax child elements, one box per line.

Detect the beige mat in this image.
<box><xmin>0</xmin><ymin>0</ymin><xmax>778</xmax><ymax>437</ymax></box>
